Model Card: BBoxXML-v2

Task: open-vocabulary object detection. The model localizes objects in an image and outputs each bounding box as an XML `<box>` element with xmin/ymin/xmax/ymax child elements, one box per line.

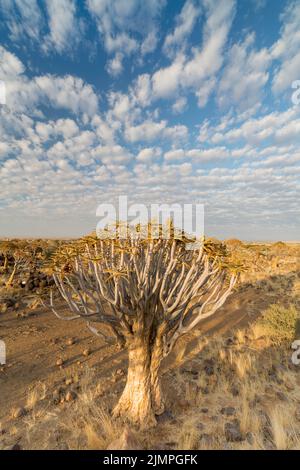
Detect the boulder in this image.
<box><xmin>224</xmin><ymin>419</ymin><xmax>244</xmax><ymax>442</ymax></box>
<box><xmin>221</xmin><ymin>406</ymin><xmax>236</xmax><ymax>417</ymax></box>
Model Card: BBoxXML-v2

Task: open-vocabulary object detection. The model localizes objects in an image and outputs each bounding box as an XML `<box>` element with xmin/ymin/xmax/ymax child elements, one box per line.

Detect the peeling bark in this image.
<box><xmin>113</xmin><ymin>331</ymin><xmax>165</xmax><ymax>428</ymax></box>
<box><xmin>150</xmin><ymin>336</ymin><xmax>165</xmax><ymax>415</ymax></box>
<box><xmin>113</xmin><ymin>336</ymin><xmax>157</xmax><ymax>429</ymax></box>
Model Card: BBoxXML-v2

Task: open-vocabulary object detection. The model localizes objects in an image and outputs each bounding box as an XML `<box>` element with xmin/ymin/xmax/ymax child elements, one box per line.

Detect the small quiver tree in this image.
<box><xmin>0</xmin><ymin>240</ymin><xmax>13</xmax><ymax>273</ymax></box>
<box><xmin>0</xmin><ymin>240</ymin><xmax>33</xmax><ymax>287</ymax></box>
<box><xmin>45</xmin><ymin>229</ymin><xmax>240</xmax><ymax>429</ymax></box>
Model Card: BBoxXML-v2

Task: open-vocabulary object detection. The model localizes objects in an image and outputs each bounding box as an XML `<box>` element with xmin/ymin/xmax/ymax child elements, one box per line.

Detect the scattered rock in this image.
<box><xmin>265</xmin><ymin>385</ymin><xmax>273</xmax><ymax>394</ymax></box>
<box><xmin>226</xmin><ymin>337</ymin><xmax>237</xmax><ymax>346</ymax></box>
<box><xmin>177</xmin><ymin>399</ymin><xmax>190</xmax><ymax>410</ymax></box>
<box><xmin>276</xmin><ymin>391</ymin><xmax>288</xmax><ymax>401</ymax></box>
<box><xmin>11</xmin><ymin>443</ymin><xmax>22</xmax><ymax>450</ymax></box>
<box><xmin>157</xmin><ymin>410</ymin><xmax>174</xmax><ymax>424</ymax></box>
<box><xmin>221</xmin><ymin>406</ymin><xmax>236</xmax><ymax>417</ymax></box>
<box><xmin>203</xmin><ymin>359</ymin><xmax>215</xmax><ymax>376</ymax></box>
<box><xmin>183</xmin><ymin>363</ymin><xmax>199</xmax><ymax>375</ymax></box>
<box><xmin>83</xmin><ymin>348</ymin><xmax>90</xmax><ymax>357</ymax></box>
<box><xmin>66</xmin><ymin>338</ymin><xmax>75</xmax><ymax>346</ymax></box>
<box><xmin>11</xmin><ymin>407</ymin><xmax>26</xmax><ymax>419</ymax></box>
<box><xmin>65</xmin><ymin>378</ymin><xmax>73</xmax><ymax>386</ymax></box>
<box><xmin>65</xmin><ymin>391</ymin><xmax>76</xmax><ymax>402</ymax></box>
<box><xmin>224</xmin><ymin>419</ymin><xmax>244</xmax><ymax>442</ymax></box>
<box><xmin>57</xmin><ymin>442</ymin><xmax>69</xmax><ymax>450</ymax></box>
<box><xmin>268</xmin><ymin>372</ymin><xmax>277</xmax><ymax>382</ymax></box>
<box><xmin>56</xmin><ymin>358</ymin><xmax>63</xmax><ymax>367</ymax></box>
<box><xmin>231</xmin><ymin>386</ymin><xmax>239</xmax><ymax>397</ymax></box>
<box><xmin>25</xmin><ymin>282</ymin><xmax>34</xmax><ymax>292</ymax></box>
<box><xmin>262</xmin><ymin>425</ymin><xmax>272</xmax><ymax>441</ymax></box>
<box><xmin>116</xmin><ymin>368</ymin><xmax>124</xmax><ymax>376</ymax></box>
<box><xmin>5</xmin><ymin>298</ymin><xmax>15</xmax><ymax>308</ymax></box>
<box><xmin>284</xmin><ymin>380</ymin><xmax>294</xmax><ymax>391</ymax></box>
<box><xmin>164</xmin><ymin>441</ymin><xmax>176</xmax><ymax>449</ymax></box>
<box><xmin>288</xmin><ymin>363</ymin><xmax>298</xmax><ymax>371</ymax></box>
<box><xmin>52</xmin><ymin>387</ymin><xmax>64</xmax><ymax>404</ymax></box>
<box><xmin>246</xmin><ymin>432</ymin><xmax>254</xmax><ymax>445</ymax></box>
<box><xmin>107</xmin><ymin>427</ymin><xmax>142</xmax><ymax>450</ymax></box>
<box><xmin>201</xmin><ymin>407</ymin><xmax>209</xmax><ymax>413</ymax></box>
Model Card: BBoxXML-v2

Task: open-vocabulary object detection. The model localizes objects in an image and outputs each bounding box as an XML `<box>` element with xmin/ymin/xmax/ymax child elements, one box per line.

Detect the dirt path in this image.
<box><xmin>0</xmin><ymin>276</ymin><xmax>292</xmax><ymax>423</ymax></box>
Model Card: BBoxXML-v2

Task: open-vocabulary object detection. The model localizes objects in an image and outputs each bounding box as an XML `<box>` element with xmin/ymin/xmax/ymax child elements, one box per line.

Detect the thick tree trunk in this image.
<box><xmin>150</xmin><ymin>336</ymin><xmax>165</xmax><ymax>415</ymax></box>
<box><xmin>112</xmin><ymin>334</ymin><xmax>164</xmax><ymax>429</ymax></box>
<box><xmin>113</xmin><ymin>336</ymin><xmax>156</xmax><ymax>429</ymax></box>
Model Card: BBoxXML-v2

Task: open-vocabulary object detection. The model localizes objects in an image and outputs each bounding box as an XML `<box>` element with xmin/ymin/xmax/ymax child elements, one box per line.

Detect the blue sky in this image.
<box><xmin>0</xmin><ymin>0</ymin><xmax>300</xmax><ymax>240</ymax></box>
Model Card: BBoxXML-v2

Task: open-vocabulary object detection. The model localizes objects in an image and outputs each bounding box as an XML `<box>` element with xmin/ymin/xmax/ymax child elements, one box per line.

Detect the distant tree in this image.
<box><xmin>5</xmin><ymin>241</ymin><xmax>32</xmax><ymax>287</ymax></box>
<box><xmin>46</xmin><ymin>227</ymin><xmax>239</xmax><ymax>428</ymax></box>
<box><xmin>225</xmin><ymin>238</ymin><xmax>243</xmax><ymax>248</ymax></box>
<box><xmin>0</xmin><ymin>240</ymin><xmax>14</xmax><ymax>272</ymax></box>
<box><xmin>272</xmin><ymin>241</ymin><xmax>287</xmax><ymax>250</ymax></box>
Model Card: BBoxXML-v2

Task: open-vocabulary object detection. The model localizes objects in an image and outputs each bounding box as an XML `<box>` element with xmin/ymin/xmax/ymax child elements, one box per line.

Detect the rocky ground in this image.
<box><xmin>0</xmin><ymin>240</ymin><xmax>299</xmax><ymax>450</ymax></box>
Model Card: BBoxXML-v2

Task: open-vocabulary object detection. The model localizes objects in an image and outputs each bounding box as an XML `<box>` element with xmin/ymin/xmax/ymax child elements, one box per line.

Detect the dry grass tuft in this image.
<box><xmin>269</xmin><ymin>406</ymin><xmax>289</xmax><ymax>450</ymax></box>
<box><xmin>26</xmin><ymin>383</ymin><xmax>47</xmax><ymax>410</ymax></box>
<box><xmin>176</xmin><ymin>419</ymin><xmax>200</xmax><ymax>450</ymax></box>
<box><xmin>234</xmin><ymin>352</ymin><xmax>253</xmax><ymax>380</ymax></box>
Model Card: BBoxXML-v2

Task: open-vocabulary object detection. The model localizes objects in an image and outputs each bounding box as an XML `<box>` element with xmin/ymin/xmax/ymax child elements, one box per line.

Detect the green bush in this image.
<box><xmin>257</xmin><ymin>303</ymin><xmax>300</xmax><ymax>344</ymax></box>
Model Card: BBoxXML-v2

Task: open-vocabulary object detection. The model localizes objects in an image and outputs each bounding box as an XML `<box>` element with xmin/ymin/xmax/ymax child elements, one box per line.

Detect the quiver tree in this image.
<box><xmin>45</xmin><ymin>230</ymin><xmax>240</xmax><ymax>429</ymax></box>
<box><xmin>0</xmin><ymin>240</ymin><xmax>32</xmax><ymax>287</ymax></box>
<box><xmin>0</xmin><ymin>241</ymin><xmax>13</xmax><ymax>272</ymax></box>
